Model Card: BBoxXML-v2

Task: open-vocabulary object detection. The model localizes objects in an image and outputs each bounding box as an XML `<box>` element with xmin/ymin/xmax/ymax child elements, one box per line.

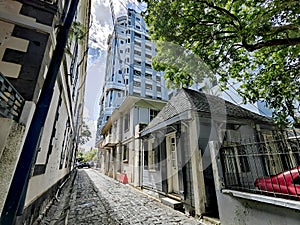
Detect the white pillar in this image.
<box><xmin>189</xmin><ymin>114</ymin><xmax>206</xmax><ymax>216</ymax></box>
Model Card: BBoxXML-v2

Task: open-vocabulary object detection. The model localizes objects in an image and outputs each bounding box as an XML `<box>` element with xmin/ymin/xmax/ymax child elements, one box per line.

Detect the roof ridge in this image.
<box><xmin>184</xmin><ymin>88</ymin><xmax>270</xmax><ymax>121</ymax></box>
<box><xmin>182</xmin><ymin>88</ymin><xmax>198</xmax><ymax>111</ymax></box>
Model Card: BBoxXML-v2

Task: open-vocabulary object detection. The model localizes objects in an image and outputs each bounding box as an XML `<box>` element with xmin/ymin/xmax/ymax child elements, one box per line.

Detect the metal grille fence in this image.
<box><xmin>0</xmin><ymin>72</ymin><xmax>25</xmax><ymax>121</ymax></box>
<box><xmin>220</xmin><ymin>132</ymin><xmax>300</xmax><ymax>200</ymax></box>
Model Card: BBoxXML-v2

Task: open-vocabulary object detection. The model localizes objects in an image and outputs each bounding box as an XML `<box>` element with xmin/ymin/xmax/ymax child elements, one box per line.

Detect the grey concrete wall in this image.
<box><xmin>0</xmin><ymin>119</ymin><xmax>12</xmax><ymax>159</ymax></box>
<box><xmin>210</xmin><ymin>141</ymin><xmax>300</xmax><ymax>225</ymax></box>
<box><xmin>217</xmin><ymin>192</ymin><xmax>300</xmax><ymax>225</ymax></box>
<box><xmin>0</xmin><ymin>118</ymin><xmax>25</xmax><ymax>214</ymax></box>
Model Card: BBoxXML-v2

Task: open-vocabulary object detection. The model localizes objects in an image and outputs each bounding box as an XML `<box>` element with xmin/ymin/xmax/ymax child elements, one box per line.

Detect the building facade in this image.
<box><xmin>140</xmin><ymin>88</ymin><xmax>276</xmax><ymax>217</ymax></box>
<box><xmin>140</xmin><ymin>89</ymin><xmax>300</xmax><ymax>223</ymax></box>
<box><xmin>96</xmin><ymin>8</ymin><xmax>169</xmax><ymax>143</ymax></box>
<box><xmin>0</xmin><ymin>0</ymin><xmax>90</xmax><ymax>224</ymax></box>
<box><xmin>98</xmin><ymin>96</ymin><xmax>166</xmax><ymax>187</ymax></box>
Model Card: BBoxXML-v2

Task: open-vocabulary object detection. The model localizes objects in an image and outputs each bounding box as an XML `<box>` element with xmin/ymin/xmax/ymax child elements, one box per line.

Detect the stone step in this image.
<box><xmin>202</xmin><ymin>216</ymin><xmax>221</xmax><ymax>225</ymax></box>
<box><xmin>161</xmin><ymin>197</ymin><xmax>183</xmax><ymax>211</ymax></box>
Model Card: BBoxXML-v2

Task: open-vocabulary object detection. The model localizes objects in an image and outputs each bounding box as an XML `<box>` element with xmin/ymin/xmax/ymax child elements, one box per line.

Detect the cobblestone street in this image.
<box><xmin>37</xmin><ymin>169</ymin><xmax>207</xmax><ymax>225</ymax></box>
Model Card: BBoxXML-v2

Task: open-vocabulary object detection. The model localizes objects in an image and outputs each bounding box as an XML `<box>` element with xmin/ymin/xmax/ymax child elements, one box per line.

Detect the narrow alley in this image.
<box><xmin>35</xmin><ymin>169</ymin><xmax>207</xmax><ymax>225</ymax></box>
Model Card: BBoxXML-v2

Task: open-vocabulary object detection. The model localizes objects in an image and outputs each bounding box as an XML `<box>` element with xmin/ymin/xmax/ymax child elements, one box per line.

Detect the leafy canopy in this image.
<box><xmin>142</xmin><ymin>0</ymin><xmax>300</xmax><ymax>127</ymax></box>
<box><xmin>152</xmin><ymin>41</ymin><xmax>216</xmax><ymax>89</ymax></box>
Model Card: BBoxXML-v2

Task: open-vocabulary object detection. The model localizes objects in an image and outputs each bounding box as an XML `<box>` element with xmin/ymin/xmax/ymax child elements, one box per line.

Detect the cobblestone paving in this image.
<box><xmin>85</xmin><ymin>169</ymin><xmax>205</xmax><ymax>225</ymax></box>
<box><xmin>33</xmin><ymin>171</ymin><xmax>76</xmax><ymax>225</ymax></box>
<box><xmin>67</xmin><ymin>170</ymin><xmax>118</xmax><ymax>225</ymax></box>
<box><xmin>36</xmin><ymin>169</ymin><xmax>207</xmax><ymax>225</ymax></box>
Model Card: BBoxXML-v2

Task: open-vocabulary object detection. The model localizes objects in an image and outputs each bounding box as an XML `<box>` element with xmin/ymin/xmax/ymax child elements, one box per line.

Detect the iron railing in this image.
<box><xmin>220</xmin><ymin>134</ymin><xmax>300</xmax><ymax>200</ymax></box>
<box><xmin>0</xmin><ymin>72</ymin><xmax>25</xmax><ymax>121</ymax></box>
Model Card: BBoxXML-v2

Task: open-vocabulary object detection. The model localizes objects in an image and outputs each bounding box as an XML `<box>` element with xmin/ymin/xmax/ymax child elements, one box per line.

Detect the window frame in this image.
<box><xmin>148</xmin><ymin>139</ymin><xmax>155</xmax><ymax>170</ymax></box>
<box><xmin>146</xmin><ymin>139</ymin><xmax>160</xmax><ymax>171</ymax></box>
<box><xmin>124</xmin><ymin>113</ymin><xmax>130</xmax><ymax>132</ymax></box>
<box><xmin>150</xmin><ymin>109</ymin><xmax>159</xmax><ymax>121</ymax></box>
<box><xmin>123</xmin><ymin>143</ymin><xmax>129</xmax><ymax>163</ymax></box>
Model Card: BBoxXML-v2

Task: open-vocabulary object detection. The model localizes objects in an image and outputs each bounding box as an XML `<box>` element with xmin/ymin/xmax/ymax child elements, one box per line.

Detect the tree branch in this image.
<box><xmin>204</xmin><ymin>1</ymin><xmax>242</xmax><ymax>29</ymax></box>
<box><xmin>242</xmin><ymin>37</ymin><xmax>300</xmax><ymax>51</ymax></box>
<box><xmin>214</xmin><ymin>35</ymin><xmax>239</xmax><ymax>40</ymax></box>
<box><xmin>257</xmin><ymin>24</ymin><xmax>300</xmax><ymax>37</ymax></box>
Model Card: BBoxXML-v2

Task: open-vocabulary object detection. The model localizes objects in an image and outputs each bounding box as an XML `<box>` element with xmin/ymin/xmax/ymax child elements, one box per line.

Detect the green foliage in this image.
<box><xmin>77</xmin><ymin>150</ymin><xmax>84</xmax><ymax>162</ymax></box>
<box><xmin>68</xmin><ymin>21</ymin><xmax>88</xmax><ymax>42</ymax></box>
<box><xmin>142</xmin><ymin>0</ymin><xmax>300</xmax><ymax>127</ymax></box>
<box><xmin>65</xmin><ymin>21</ymin><xmax>88</xmax><ymax>55</ymax></box>
<box><xmin>79</xmin><ymin>120</ymin><xmax>92</xmax><ymax>145</ymax></box>
<box><xmin>77</xmin><ymin>149</ymin><xmax>97</xmax><ymax>162</ymax></box>
<box><xmin>83</xmin><ymin>148</ymin><xmax>98</xmax><ymax>162</ymax></box>
<box><xmin>152</xmin><ymin>41</ymin><xmax>215</xmax><ymax>89</ymax></box>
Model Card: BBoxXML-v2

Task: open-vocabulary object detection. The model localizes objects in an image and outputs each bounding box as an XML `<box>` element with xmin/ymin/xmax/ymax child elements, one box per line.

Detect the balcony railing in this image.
<box><xmin>220</xmin><ymin>134</ymin><xmax>300</xmax><ymax>201</ymax></box>
<box><xmin>105</xmin><ymin>81</ymin><xmax>125</xmax><ymax>92</ymax></box>
<box><xmin>0</xmin><ymin>72</ymin><xmax>25</xmax><ymax>121</ymax></box>
<box><xmin>101</xmin><ymin>134</ymin><xmax>118</xmax><ymax>148</ymax></box>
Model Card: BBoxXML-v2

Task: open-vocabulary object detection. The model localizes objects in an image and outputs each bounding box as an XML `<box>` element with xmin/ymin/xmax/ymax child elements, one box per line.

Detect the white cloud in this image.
<box><xmin>89</xmin><ymin>0</ymin><xmax>147</xmax><ymax>50</ymax></box>
<box><xmin>89</xmin><ymin>15</ymin><xmax>111</xmax><ymax>50</ymax></box>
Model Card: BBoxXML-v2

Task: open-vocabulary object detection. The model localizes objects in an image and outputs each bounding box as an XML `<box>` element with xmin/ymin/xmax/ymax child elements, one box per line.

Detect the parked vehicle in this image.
<box><xmin>254</xmin><ymin>166</ymin><xmax>300</xmax><ymax>199</ymax></box>
<box><xmin>77</xmin><ymin>162</ymin><xmax>91</xmax><ymax>169</ymax></box>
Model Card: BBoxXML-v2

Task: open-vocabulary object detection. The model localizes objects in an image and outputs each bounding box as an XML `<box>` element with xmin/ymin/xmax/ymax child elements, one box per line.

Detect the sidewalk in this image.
<box><xmin>35</xmin><ymin>169</ymin><xmax>209</xmax><ymax>225</ymax></box>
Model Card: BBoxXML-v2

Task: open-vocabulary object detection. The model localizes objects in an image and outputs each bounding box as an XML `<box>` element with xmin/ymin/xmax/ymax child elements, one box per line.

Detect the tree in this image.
<box><xmin>83</xmin><ymin>148</ymin><xmax>98</xmax><ymax>162</ymax></box>
<box><xmin>79</xmin><ymin>120</ymin><xmax>92</xmax><ymax>145</ymax></box>
<box><xmin>77</xmin><ymin>150</ymin><xmax>84</xmax><ymax>162</ymax></box>
<box><xmin>141</xmin><ymin>0</ymin><xmax>300</xmax><ymax>127</ymax></box>
<box><xmin>77</xmin><ymin>148</ymin><xmax>97</xmax><ymax>162</ymax></box>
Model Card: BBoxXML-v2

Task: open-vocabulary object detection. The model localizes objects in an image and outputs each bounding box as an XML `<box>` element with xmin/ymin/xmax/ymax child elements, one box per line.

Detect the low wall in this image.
<box><xmin>0</xmin><ymin>118</ymin><xmax>25</xmax><ymax>214</ymax></box>
<box><xmin>210</xmin><ymin>141</ymin><xmax>300</xmax><ymax>225</ymax></box>
<box><xmin>15</xmin><ymin>172</ymin><xmax>73</xmax><ymax>225</ymax></box>
<box><xmin>217</xmin><ymin>190</ymin><xmax>300</xmax><ymax>225</ymax></box>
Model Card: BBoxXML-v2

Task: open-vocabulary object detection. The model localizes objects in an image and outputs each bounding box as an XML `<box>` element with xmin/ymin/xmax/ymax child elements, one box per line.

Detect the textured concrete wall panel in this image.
<box><xmin>0</xmin><ymin>118</ymin><xmax>25</xmax><ymax>215</ymax></box>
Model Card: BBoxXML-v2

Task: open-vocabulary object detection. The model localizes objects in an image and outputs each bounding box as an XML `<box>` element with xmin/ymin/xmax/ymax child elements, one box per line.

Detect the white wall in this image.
<box><xmin>25</xmin><ymin>89</ymin><xmax>70</xmax><ymax>206</ymax></box>
<box><xmin>217</xmin><ymin>192</ymin><xmax>300</xmax><ymax>225</ymax></box>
